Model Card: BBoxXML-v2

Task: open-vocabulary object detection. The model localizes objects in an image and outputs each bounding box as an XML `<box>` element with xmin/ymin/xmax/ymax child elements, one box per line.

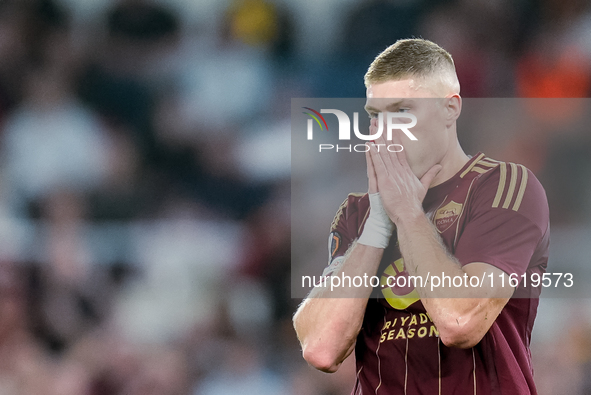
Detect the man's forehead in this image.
<box><xmin>367</xmin><ymin>80</ymin><xmax>417</xmax><ymax>98</ymax></box>
<box><xmin>366</xmin><ymin>79</ymin><xmax>435</xmax><ymax>98</ymax></box>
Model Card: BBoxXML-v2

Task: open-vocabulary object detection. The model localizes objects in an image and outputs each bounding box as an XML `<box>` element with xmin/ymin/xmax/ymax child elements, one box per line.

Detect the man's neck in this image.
<box><xmin>429</xmin><ymin>141</ymin><xmax>470</xmax><ymax>188</ymax></box>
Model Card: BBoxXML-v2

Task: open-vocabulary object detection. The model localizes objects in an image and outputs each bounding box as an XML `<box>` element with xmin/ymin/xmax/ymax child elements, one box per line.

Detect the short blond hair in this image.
<box><xmin>364</xmin><ymin>38</ymin><xmax>460</xmax><ymax>94</ymax></box>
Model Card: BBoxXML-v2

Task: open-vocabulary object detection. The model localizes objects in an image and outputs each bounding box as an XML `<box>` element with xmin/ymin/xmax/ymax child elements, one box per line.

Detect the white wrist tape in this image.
<box><xmin>357</xmin><ymin>193</ymin><xmax>394</xmax><ymax>249</ymax></box>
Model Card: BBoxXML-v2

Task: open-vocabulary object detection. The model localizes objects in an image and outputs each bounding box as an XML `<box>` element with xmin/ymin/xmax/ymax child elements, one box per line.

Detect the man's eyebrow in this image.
<box><xmin>364</xmin><ymin>100</ymin><xmax>404</xmax><ymax>113</ymax></box>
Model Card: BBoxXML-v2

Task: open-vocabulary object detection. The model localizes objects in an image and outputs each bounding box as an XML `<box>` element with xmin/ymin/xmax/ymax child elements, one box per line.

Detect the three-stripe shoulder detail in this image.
<box><xmin>491</xmin><ymin>162</ymin><xmax>529</xmax><ymax>211</ymax></box>
<box><xmin>460</xmin><ymin>154</ymin><xmax>500</xmax><ymax>178</ymax></box>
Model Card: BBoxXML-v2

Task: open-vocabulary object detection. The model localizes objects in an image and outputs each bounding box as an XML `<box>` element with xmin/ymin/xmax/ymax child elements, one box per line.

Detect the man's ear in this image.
<box><xmin>445</xmin><ymin>94</ymin><xmax>462</xmax><ymax>127</ymax></box>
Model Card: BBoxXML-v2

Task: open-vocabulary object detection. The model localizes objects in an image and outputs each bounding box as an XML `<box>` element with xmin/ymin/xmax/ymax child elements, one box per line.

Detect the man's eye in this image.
<box><xmin>397</xmin><ymin>108</ymin><xmax>410</xmax><ymax>113</ymax></box>
<box><xmin>368</xmin><ymin>112</ymin><xmax>379</xmax><ymax>119</ymax></box>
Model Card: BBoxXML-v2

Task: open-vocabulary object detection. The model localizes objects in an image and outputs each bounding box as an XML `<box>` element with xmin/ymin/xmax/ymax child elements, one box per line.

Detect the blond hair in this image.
<box><xmin>364</xmin><ymin>38</ymin><xmax>460</xmax><ymax>95</ymax></box>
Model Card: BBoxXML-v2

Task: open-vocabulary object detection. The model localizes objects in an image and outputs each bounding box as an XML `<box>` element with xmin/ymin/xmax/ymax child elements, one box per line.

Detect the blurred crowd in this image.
<box><xmin>0</xmin><ymin>0</ymin><xmax>589</xmax><ymax>394</ymax></box>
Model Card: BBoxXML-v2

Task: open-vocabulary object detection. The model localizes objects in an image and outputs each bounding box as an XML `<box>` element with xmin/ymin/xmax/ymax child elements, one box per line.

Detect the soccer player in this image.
<box><xmin>293</xmin><ymin>39</ymin><xmax>549</xmax><ymax>394</ymax></box>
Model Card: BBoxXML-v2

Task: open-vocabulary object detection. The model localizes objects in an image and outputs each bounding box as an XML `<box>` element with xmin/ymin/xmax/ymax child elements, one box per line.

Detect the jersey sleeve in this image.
<box><xmin>454</xmin><ymin>163</ymin><xmax>549</xmax><ymax>278</ymax></box>
<box><xmin>321</xmin><ymin>193</ymin><xmax>369</xmax><ymax>277</ymax></box>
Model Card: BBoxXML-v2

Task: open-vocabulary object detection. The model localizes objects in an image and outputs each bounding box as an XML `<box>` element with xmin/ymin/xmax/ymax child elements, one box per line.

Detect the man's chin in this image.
<box><xmin>408</xmin><ymin>162</ymin><xmax>422</xmax><ymax>179</ymax></box>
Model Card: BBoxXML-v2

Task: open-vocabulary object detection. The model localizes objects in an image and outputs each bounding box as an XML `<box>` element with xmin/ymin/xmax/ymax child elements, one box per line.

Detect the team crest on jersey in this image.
<box><xmin>434</xmin><ymin>200</ymin><xmax>463</xmax><ymax>233</ymax></box>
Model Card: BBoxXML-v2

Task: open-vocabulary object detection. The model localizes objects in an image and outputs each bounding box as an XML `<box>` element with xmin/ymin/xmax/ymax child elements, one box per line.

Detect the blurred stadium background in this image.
<box><xmin>0</xmin><ymin>0</ymin><xmax>590</xmax><ymax>394</ymax></box>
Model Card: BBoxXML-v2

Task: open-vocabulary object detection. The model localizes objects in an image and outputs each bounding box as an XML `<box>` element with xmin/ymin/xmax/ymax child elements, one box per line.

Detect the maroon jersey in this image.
<box><xmin>324</xmin><ymin>153</ymin><xmax>550</xmax><ymax>395</ymax></box>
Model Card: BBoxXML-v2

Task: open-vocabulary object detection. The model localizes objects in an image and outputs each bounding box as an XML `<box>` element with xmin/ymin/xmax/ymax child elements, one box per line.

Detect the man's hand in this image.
<box><xmin>367</xmin><ymin>132</ymin><xmax>441</xmax><ymax>224</ymax></box>
<box><xmin>357</xmin><ymin>139</ymin><xmax>395</xmax><ymax>249</ymax></box>
<box><xmin>365</xmin><ymin>125</ymin><xmax>514</xmax><ymax>349</ymax></box>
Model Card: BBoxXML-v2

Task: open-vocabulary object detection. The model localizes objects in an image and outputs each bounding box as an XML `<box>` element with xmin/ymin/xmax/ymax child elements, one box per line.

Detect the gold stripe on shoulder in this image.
<box><xmin>492</xmin><ymin>162</ymin><xmax>507</xmax><ymax>208</ymax></box>
<box><xmin>460</xmin><ymin>153</ymin><xmax>486</xmax><ymax>178</ymax></box>
<box><xmin>483</xmin><ymin>157</ymin><xmax>501</xmax><ymax>163</ymax></box>
<box><xmin>502</xmin><ymin>163</ymin><xmax>519</xmax><ymax>209</ymax></box>
<box><xmin>512</xmin><ymin>165</ymin><xmax>528</xmax><ymax>211</ymax></box>
<box><xmin>477</xmin><ymin>160</ymin><xmax>499</xmax><ymax>167</ymax></box>
<box><xmin>471</xmin><ymin>166</ymin><xmax>489</xmax><ymax>174</ymax></box>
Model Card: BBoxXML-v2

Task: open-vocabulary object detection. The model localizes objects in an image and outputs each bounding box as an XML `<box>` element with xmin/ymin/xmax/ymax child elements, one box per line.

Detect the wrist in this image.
<box><xmin>358</xmin><ymin>193</ymin><xmax>394</xmax><ymax>249</ymax></box>
<box><xmin>394</xmin><ymin>206</ymin><xmax>426</xmax><ymax>227</ymax></box>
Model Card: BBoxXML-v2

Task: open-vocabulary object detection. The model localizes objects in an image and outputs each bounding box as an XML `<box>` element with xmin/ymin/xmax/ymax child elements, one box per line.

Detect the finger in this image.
<box><xmin>396</xmin><ymin>139</ymin><xmax>409</xmax><ymax>168</ymax></box>
<box><xmin>388</xmin><ymin>129</ymin><xmax>418</xmax><ymax>180</ymax></box>
<box><xmin>365</xmin><ymin>147</ymin><xmax>378</xmax><ymax>193</ymax></box>
<box><xmin>369</xmin><ymin>117</ymin><xmax>379</xmax><ymax>133</ymax></box>
<box><xmin>420</xmin><ymin>164</ymin><xmax>443</xmax><ymax>190</ymax></box>
<box><xmin>368</xmin><ymin>140</ymin><xmax>388</xmax><ymax>181</ymax></box>
<box><xmin>387</xmin><ymin>128</ymin><xmax>406</xmax><ymax>167</ymax></box>
<box><xmin>374</xmin><ymin>133</ymin><xmax>396</xmax><ymax>172</ymax></box>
